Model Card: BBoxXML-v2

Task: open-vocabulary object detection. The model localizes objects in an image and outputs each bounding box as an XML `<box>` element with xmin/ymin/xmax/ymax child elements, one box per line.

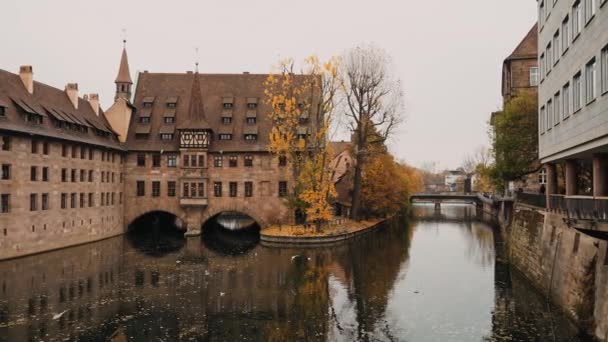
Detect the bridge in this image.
<box><xmin>410</xmin><ymin>193</ymin><xmax>493</xmax><ymax>210</ymax></box>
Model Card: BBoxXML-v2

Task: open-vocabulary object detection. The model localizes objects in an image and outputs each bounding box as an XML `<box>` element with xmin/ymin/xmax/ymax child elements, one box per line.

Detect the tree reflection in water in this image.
<box><xmin>0</xmin><ymin>205</ymin><xmax>592</xmax><ymax>341</ymax></box>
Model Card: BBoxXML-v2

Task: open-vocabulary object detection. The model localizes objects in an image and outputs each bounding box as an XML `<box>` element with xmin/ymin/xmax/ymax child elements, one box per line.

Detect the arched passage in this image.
<box><xmin>201</xmin><ymin>211</ymin><xmax>261</xmax><ymax>256</ymax></box>
<box><xmin>126</xmin><ymin>211</ymin><xmax>187</xmax><ymax>257</ymax></box>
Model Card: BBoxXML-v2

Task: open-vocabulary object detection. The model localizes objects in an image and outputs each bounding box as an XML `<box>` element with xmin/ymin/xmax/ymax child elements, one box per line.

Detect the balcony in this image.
<box><xmin>179</xmin><ymin>197</ymin><xmax>208</xmax><ymax>207</ymax></box>
<box><xmin>549</xmin><ymin>195</ymin><xmax>608</xmax><ymax>221</ymax></box>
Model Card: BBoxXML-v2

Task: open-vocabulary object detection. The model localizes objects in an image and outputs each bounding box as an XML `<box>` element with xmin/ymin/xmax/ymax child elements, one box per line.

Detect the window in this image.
<box><xmin>31</xmin><ymin>140</ymin><xmax>38</xmax><ymax>153</ymax></box>
<box><xmin>278</xmin><ymin>181</ymin><xmax>288</xmax><ymax>197</ymax></box>
<box><xmin>573</xmin><ymin>72</ymin><xmax>583</xmax><ymax>112</ymax></box>
<box><xmin>2</xmin><ymin>136</ymin><xmax>11</xmax><ymax>151</ymax></box>
<box><xmin>80</xmin><ymin>169</ymin><xmax>85</xmax><ymax>182</ymax></box>
<box><xmin>30</xmin><ymin>166</ymin><xmax>37</xmax><ymax>181</ymax></box>
<box><xmin>88</xmin><ymin>170</ymin><xmax>93</xmax><ymax>182</ymax></box>
<box><xmin>139</xmin><ymin>117</ymin><xmax>150</xmax><ymax>124</ymax></box>
<box><xmin>136</xmin><ymin>181</ymin><xmax>145</xmax><ymax>196</ymax></box>
<box><xmin>245</xmin><ymin>182</ymin><xmax>253</xmax><ymax>197</ymax></box>
<box><xmin>61</xmin><ymin>193</ymin><xmax>67</xmax><ymax>209</ymax></box>
<box><xmin>1</xmin><ymin>194</ymin><xmax>10</xmax><ymax>213</ymax></box>
<box><xmin>72</xmin><ymin>146</ymin><xmax>77</xmax><ymax>158</ymax></box>
<box><xmin>219</xmin><ymin>134</ymin><xmax>232</xmax><ymax>140</ymax></box>
<box><xmin>585</xmin><ymin>0</ymin><xmax>596</xmax><ymax>23</ymax></box>
<box><xmin>222</xmin><ymin>117</ymin><xmax>232</xmax><ymax>124</ymax></box>
<box><xmin>553</xmin><ymin>30</ymin><xmax>560</xmax><ymax>64</ymax></box>
<box><xmin>244</xmin><ymin>155</ymin><xmax>253</xmax><ymax>167</ymax></box>
<box><xmin>43</xmin><ymin>141</ymin><xmax>49</xmax><ymax>155</ymax></box>
<box><xmin>160</xmin><ymin>133</ymin><xmax>173</xmax><ymax>140</ymax></box>
<box><xmin>30</xmin><ymin>194</ymin><xmax>37</xmax><ymax>211</ymax></box>
<box><xmin>244</xmin><ymin>134</ymin><xmax>257</xmax><ymax>141</ymax></box>
<box><xmin>602</xmin><ymin>44</ymin><xmax>608</xmax><ymax>94</ymax></box>
<box><xmin>42</xmin><ymin>193</ymin><xmax>49</xmax><ymax>210</ymax></box>
<box><xmin>540</xmin><ymin>54</ymin><xmax>546</xmax><ymax>80</ymax></box>
<box><xmin>530</xmin><ymin>67</ymin><xmax>539</xmax><ymax>86</ymax></box>
<box><xmin>546</xmin><ymin>43</ymin><xmax>553</xmax><ymax>74</ymax></box>
<box><xmin>214</xmin><ymin>156</ymin><xmax>223</xmax><ymax>167</ymax></box>
<box><xmin>71</xmin><ymin>169</ymin><xmax>76</xmax><ymax>182</ymax></box>
<box><xmin>279</xmin><ymin>156</ymin><xmax>287</xmax><ymax>167</ymax></box>
<box><xmin>547</xmin><ymin>99</ymin><xmax>553</xmax><ymax>128</ymax></box>
<box><xmin>554</xmin><ymin>92</ymin><xmax>561</xmax><ymax>125</ymax></box>
<box><xmin>0</xmin><ymin>106</ymin><xmax>5</xmax><ymax>117</ymax></box>
<box><xmin>164</xmin><ymin>116</ymin><xmax>175</xmax><ymax>124</ymax></box>
<box><xmin>198</xmin><ymin>183</ymin><xmax>205</xmax><ymax>197</ymax></box>
<box><xmin>247</xmin><ymin>102</ymin><xmax>257</xmax><ymax>109</ymax></box>
<box><xmin>70</xmin><ymin>193</ymin><xmax>76</xmax><ymax>208</ymax></box>
<box><xmin>183</xmin><ymin>183</ymin><xmax>189</xmax><ymax>197</ymax></box>
<box><xmin>42</xmin><ymin>167</ymin><xmax>49</xmax><ymax>181</ymax></box>
<box><xmin>89</xmin><ymin>148</ymin><xmax>93</xmax><ymax>160</ymax></box>
<box><xmin>168</xmin><ymin>155</ymin><xmax>177</xmax><ymax>167</ymax></box>
<box><xmin>563</xmin><ymin>83</ymin><xmax>571</xmax><ymax>119</ymax></box>
<box><xmin>540</xmin><ymin>106</ymin><xmax>546</xmax><ymax>133</ymax></box>
<box><xmin>190</xmin><ymin>182</ymin><xmax>196</xmax><ymax>197</ymax></box>
<box><xmin>246</xmin><ymin>117</ymin><xmax>257</xmax><ymax>125</ymax></box>
<box><xmin>229</xmin><ymin>156</ymin><xmax>238</xmax><ymax>167</ymax></box>
<box><xmin>223</xmin><ymin>102</ymin><xmax>233</xmax><ymax>109</ymax></box>
<box><xmin>183</xmin><ymin>155</ymin><xmax>190</xmax><ymax>167</ymax></box>
<box><xmin>143</xmin><ymin>101</ymin><xmax>153</xmax><ymax>108</ymax></box>
<box><xmin>80</xmin><ymin>147</ymin><xmax>86</xmax><ymax>159</ymax></box>
<box><xmin>229</xmin><ymin>182</ymin><xmax>237</xmax><ymax>197</ymax></box>
<box><xmin>586</xmin><ymin>58</ymin><xmax>597</xmax><ymax>103</ymax></box>
<box><xmin>191</xmin><ymin>155</ymin><xmax>198</xmax><ymax>167</ymax></box>
<box><xmin>137</xmin><ymin>154</ymin><xmax>145</xmax><ymax>167</ymax></box>
<box><xmin>539</xmin><ymin>1</ymin><xmax>546</xmax><ymax>25</ymax></box>
<box><xmin>198</xmin><ymin>155</ymin><xmax>205</xmax><ymax>167</ymax></box>
<box><xmin>562</xmin><ymin>16</ymin><xmax>570</xmax><ymax>53</ymax></box>
<box><xmin>1</xmin><ymin>164</ymin><xmax>10</xmax><ymax>180</ymax></box>
<box><xmin>88</xmin><ymin>193</ymin><xmax>93</xmax><ymax>207</ymax></box>
<box><xmin>152</xmin><ymin>154</ymin><xmax>161</xmax><ymax>167</ymax></box>
<box><xmin>573</xmin><ymin>1</ymin><xmax>582</xmax><ymax>38</ymax></box>
<box><xmin>214</xmin><ymin>182</ymin><xmax>222</xmax><ymax>197</ymax></box>
<box><xmin>80</xmin><ymin>193</ymin><xmax>85</xmax><ymax>208</ymax></box>
<box><xmin>167</xmin><ymin>181</ymin><xmax>176</xmax><ymax>197</ymax></box>
<box><xmin>539</xmin><ymin>169</ymin><xmax>547</xmax><ymax>185</ymax></box>
<box><xmin>167</xmin><ymin>102</ymin><xmax>176</xmax><ymax>108</ymax></box>
<box><xmin>152</xmin><ymin>181</ymin><xmax>160</xmax><ymax>197</ymax></box>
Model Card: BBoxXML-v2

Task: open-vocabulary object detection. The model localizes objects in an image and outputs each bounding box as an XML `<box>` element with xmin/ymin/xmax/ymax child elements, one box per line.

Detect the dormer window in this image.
<box><xmin>246</xmin><ymin>117</ymin><xmax>256</xmax><ymax>125</ymax></box>
<box><xmin>139</xmin><ymin>117</ymin><xmax>150</xmax><ymax>124</ymax></box>
<box><xmin>223</xmin><ymin>103</ymin><xmax>233</xmax><ymax>109</ymax></box>
<box><xmin>0</xmin><ymin>106</ymin><xmax>5</xmax><ymax>117</ymax></box>
<box><xmin>160</xmin><ymin>133</ymin><xmax>174</xmax><ymax>140</ymax></box>
<box><xmin>247</xmin><ymin>103</ymin><xmax>257</xmax><ymax>109</ymax></box>
<box><xmin>164</xmin><ymin>117</ymin><xmax>175</xmax><ymax>124</ymax></box>
<box><xmin>167</xmin><ymin>103</ymin><xmax>176</xmax><ymax>108</ymax></box>
<box><xmin>143</xmin><ymin>102</ymin><xmax>153</xmax><ymax>108</ymax></box>
<box><xmin>244</xmin><ymin>134</ymin><xmax>257</xmax><ymax>141</ymax></box>
<box><xmin>222</xmin><ymin>97</ymin><xmax>234</xmax><ymax>109</ymax></box>
<box><xmin>222</xmin><ymin>117</ymin><xmax>232</xmax><ymax>125</ymax></box>
<box><xmin>142</xmin><ymin>96</ymin><xmax>155</xmax><ymax>107</ymax></box>
<box><xmin>219</xmin><ymin>134</ymin><xmax>232</xmax><ymax>140</ymax></box>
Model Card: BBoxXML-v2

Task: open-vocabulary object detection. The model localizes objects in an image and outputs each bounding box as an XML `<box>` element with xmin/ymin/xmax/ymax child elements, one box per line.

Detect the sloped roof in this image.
<box><xmin>0</xmin><ymin>68</ymin><xmax>122</xmax><ymax>150</ymax></box>
<box><xmin>115</xmin><ymin>47</ymin><xmax>133</xmax><ymax>84</ymax></box>
<box><xmin>329</xmin><ymin>141</ymin><xmax>352</xmax><ymax>159</ymax></box>
<box><xmin>505</xmin><ymin>23</ymin><xmax>538</xmax><ymax>61</ymax></box>
<box><xmin>125</xmin><ymin>72</ymin><xmax>317</xmax><ymax>152</ymax></box>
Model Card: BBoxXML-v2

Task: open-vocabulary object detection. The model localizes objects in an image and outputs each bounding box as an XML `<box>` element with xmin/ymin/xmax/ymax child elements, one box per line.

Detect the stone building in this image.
<box><xmin>328</xmin><ymin>141</ymin><xmax>354</xmax><ymax>217</ymax></box>
<box><xmin>491</xmin><ymin>23</ymin><xmax>542</xmax><ymax>193</ymax></box>
<box><xmin>0</xmin><ymin>66</ymin><xmax>125</xmax><ymax>260</ymax></box>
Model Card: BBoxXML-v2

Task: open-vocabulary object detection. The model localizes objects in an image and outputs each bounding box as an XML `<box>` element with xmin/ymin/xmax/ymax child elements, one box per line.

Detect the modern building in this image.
<box><xmin>538</xmin><ymin>0</ymin><xmax>608</xmax><ymax>200</ymax></box>
<box><xmin>0</xmin><ymin>66</ymin><xmax>125</xmax><ymax>260</ymax></box>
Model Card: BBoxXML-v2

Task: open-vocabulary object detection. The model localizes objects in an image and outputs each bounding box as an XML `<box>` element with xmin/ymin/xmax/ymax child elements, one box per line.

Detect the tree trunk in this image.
<box><xmin>350</xmin><ymin>153</ymin><xmax>363</xmax><ymax>221</ymax></box>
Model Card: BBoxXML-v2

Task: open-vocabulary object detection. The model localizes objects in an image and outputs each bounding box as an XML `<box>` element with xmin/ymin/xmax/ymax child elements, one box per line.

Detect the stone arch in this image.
<box><xmin>127</xmin><ymin>209</ymin><xmax>187</xmax><ymax>232</ymax></box>
<box><xmin>201</xmin><ymin>204</ymin><xmax>268</xmax><ymax>230</ymax></box>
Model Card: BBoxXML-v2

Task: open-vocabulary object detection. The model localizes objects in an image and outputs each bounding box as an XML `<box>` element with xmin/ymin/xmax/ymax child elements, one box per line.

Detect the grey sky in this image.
<box><xmin>1</xmin><ymin>0</ymin><xmax>536</xmax><ymax>169</ymax></box>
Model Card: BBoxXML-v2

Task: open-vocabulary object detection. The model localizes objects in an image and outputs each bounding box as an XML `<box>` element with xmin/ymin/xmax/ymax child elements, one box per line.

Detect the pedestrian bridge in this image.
<box><xmin>410</xmin><ymin>193</ymin><xmax>493</xmax><ymax>209</ymax></box>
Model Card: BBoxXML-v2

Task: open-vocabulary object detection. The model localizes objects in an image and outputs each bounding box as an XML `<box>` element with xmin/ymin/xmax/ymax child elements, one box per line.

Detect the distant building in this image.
<box><xmin>445</xmin><ymin>170</ymin><xmax>466</xmax><ymax>192</ymax></box>
<box><xmin>328</xmin><ymin>141</ymin><xmax>354</xmax><ymax>217</ymax></box>
<box><xmin>538</xmin><ymin>0</ymin><xmax>608</xmax><ymax>199</ymax></box>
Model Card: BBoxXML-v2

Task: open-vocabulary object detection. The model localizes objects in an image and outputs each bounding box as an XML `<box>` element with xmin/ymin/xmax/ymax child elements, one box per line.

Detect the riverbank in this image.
<box><xmin>260</xmin><ymin>217</ymin><xmax>387</xmax><ymax>245</ymax></box>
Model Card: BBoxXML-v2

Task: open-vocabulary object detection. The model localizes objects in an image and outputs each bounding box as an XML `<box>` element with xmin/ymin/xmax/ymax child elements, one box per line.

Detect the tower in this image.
<box><xmin>114</xmin><ymin>40</ymin><xmax>133</xmax><ymax>102</ymax></box>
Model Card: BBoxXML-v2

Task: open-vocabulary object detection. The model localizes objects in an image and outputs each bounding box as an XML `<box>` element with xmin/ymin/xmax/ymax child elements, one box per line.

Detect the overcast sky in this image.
<box><xmin>0</xmin><ymin>0</ymin><xmax>536</xmax><ymax>169</ymax></box>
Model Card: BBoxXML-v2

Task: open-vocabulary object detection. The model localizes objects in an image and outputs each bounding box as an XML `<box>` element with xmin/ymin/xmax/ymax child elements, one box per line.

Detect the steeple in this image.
<box><xmin>178</xmin><ymin>71</ymin><xmax>211</xmax><ymax>130</ymax></box>
<box><xmin>114</xmin><ymin>40</ymin><xmax>133</xmax><ymax>102</ymax></box>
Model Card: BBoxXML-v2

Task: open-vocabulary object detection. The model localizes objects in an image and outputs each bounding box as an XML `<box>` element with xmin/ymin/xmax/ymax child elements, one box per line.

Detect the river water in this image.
<box><xmin>0</xmin><ymin>204</ymin><xmax>592</xmax><ymax>341</ymax></box>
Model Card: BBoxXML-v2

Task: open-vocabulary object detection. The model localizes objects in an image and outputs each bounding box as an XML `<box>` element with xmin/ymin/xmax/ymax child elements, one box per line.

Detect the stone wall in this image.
<box><xmin>508</xmin><ymin>205</ymin><xmax>608</xmax><ymax>338</ymax></box>
<box><xmin>0</xmin><ymin>134</ymin><xmax>125</xmax><ymax>260</ymax></box>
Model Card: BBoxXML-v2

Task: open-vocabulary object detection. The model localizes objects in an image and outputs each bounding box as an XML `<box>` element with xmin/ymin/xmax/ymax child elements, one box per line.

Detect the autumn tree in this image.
<box><xmin>489</xmin><ymin>92</ymin><xmax>539</xmax><ymax>191</ymax></box>
<box><xmin>340</xmin><ymin>45</ymin><xmax>404</xmax><ymax>220</ymax></box>
<box><xmin>265</xmin><ymin>57</ymin><xmax>340</xmax><ymax>229</ymax></box>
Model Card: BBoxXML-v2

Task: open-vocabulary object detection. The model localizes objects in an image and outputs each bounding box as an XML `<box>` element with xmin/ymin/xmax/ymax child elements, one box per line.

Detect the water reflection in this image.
<box><xmin>0</xmin><ymin>204</ymin><xmax>591</xmax><ymax>341</ymax></box>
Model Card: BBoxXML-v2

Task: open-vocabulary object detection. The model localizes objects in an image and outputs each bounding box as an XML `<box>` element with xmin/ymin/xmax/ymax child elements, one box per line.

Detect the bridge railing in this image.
<box><xmin>516</xmin><ymin>192</ymin><xmax>546</xmax><ymax>209</ymax></box>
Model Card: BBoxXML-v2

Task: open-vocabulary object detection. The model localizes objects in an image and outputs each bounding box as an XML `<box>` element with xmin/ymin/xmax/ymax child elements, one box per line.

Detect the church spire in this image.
<box><xmin>178</xmin><ymin>71</ymin><xmax>211</xmax><ymax>130</ymax></box>
<box><xmin>114</xmin><ymin>39</ymin><xmax>133</xmax><ymax>102</ymax></box>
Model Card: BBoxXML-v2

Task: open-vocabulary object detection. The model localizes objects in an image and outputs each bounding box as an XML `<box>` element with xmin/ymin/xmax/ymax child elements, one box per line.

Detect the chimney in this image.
<box><xmin>65</xmin><ymin>83</ymin><xmax>79</xmax><ymax>109</ymax></box>
<box><xmin>19</xmin><ymin>65</ymin><xmax>34</xmax><ymax>94</ymax></box>
<box><xmin>88</xmin><ymin>93</ymin><xmax>100</xmax><ymax>115</ymax></box>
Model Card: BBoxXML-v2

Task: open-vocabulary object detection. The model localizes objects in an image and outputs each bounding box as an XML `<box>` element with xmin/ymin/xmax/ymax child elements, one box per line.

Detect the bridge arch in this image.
<box><xmin>127</xmin><ymin>210</ymin><xmax>187</xmax><ymax>232</ymax></box>
<box><xmin>201</xmin><ymin>205</ymin><xmax>267</xmax><ymax>231</ymax></box>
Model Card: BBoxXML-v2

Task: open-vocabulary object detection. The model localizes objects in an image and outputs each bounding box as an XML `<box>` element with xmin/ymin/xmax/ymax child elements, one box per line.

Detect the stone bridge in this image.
<box><xmin>410</xmin><ymin>193</ymin><xmax>494</xmax><ymax>210</ymax></box>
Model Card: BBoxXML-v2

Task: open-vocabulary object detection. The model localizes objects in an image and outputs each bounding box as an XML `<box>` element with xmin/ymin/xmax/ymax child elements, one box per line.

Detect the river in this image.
<box><xmin>0</xmin><ymin>204</ymin><xmax>592</xmax><ymax>341</ymax></box>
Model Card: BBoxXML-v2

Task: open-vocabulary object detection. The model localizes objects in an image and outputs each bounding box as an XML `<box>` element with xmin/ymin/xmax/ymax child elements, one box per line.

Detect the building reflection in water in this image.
<box><xmin>0</xmin><ymin>205</ymin><xmax>589</xmax><ymax>341</ymax></box>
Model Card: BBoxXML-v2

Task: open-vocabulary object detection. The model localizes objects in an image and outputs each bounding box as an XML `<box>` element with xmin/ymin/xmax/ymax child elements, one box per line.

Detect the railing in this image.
<box><xmin>548</xmin><ymin>194</ymin><xmax>608</xmax><ymax>221</ymax></box>
<box><xmin>516</xmin><ymin>192</ymin><xmax>546</xmax><ymax>208</ymax></box>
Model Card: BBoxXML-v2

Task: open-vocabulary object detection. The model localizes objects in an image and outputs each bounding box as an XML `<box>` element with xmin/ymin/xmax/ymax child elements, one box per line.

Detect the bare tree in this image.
<box><xmin>340</xmin><ymin>45</ymin><xmax>404</xmax><ymax>220</ymax></box>
<box><xmin>462</xmin><ymin>146</ymin><xmax>493</xmax><ymax>176</ymax></box>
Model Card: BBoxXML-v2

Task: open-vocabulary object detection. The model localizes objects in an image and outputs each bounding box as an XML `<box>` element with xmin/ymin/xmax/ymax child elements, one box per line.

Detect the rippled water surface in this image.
<box><xmin>0</xmin><ymin>204</ymin><xmax>592</xmax><ymax>341</ymax></box>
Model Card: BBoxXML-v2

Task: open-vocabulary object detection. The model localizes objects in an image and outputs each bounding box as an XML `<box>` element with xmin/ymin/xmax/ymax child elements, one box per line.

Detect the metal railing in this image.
<box><xmin>516</xmin><ymin>192</ymin><xmax>546</xmax><ymax>208</ymax></box>
<box><xmin>548</xmin><ymin>194</ymin><xmax>608</xmax><ymax>221</ymax></box>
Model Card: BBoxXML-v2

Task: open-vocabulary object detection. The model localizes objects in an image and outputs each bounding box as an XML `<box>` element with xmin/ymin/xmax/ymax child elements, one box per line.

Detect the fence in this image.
<box><xmin>516</xmin><ymin>192</ymin><xmax>547</xmax><ymax>208</ymax></box>
<box><xmin>548</xmin><ymin>194</ymin><xmax>608</xmax><ymax>221</ymax></box>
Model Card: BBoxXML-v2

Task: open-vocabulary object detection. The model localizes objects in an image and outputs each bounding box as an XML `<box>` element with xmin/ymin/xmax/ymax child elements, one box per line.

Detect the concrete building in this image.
<box><xmin>539</xmin><ymin>0</ymin><xmax>608</xmax><ymax>199</ymax></box>
<box><xmin>0</xmin><ymin>66</ymin><xmax>125</xmax><ymax>260</ymax></box>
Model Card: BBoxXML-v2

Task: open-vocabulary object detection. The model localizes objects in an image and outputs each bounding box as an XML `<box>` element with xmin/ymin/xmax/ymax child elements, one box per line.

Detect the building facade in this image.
<box><xmin>538</xmin><ymin>0</ymin><xmax>608</xmax><ymax>198</ymax></box>
<box><xmin>0</xmin><ymin>66</ymin><xmax>125</xmax><ymax>260</ymax></box>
